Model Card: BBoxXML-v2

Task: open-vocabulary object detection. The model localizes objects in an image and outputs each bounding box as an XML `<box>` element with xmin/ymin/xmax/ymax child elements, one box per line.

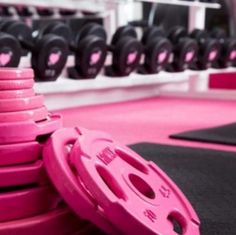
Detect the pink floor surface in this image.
<box><xmin>58</xmin><ymin>96</ymin><xmax>236</xmax><ymax>152</ymax></box>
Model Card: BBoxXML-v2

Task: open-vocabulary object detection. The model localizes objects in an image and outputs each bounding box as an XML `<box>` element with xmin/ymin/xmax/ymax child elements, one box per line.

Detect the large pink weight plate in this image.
<box><xmin>0</xmin><ymin>207</ymin><xmax>89</xmax><ymax>235</ymax></box>
<box><xmin>0</xmin><ymin>141</ymin><xmax>42</xmax><ymax>166</ymax></box>
<box><xmin>0</xmin><ymin>95</ymin><xmax>44</xmax><ymax>112</ymax></box>
<box><xmin>0</xmin><ymin>106</ymin><xmax>47</xmax><ymax>122</ymax></box>
<box><xmin>0</xmin><ymin>68</ymin><xmax>34</xmax><ymax>80</ymax></box>
<box><xmin>43</xmin><ymin>127</ymin><xmax>121</xmax><ymax>235</ymax></box>
<box><xmin>0</xmin><ymin>114</ymin><xmax>62</xmax><ymax>144</ymax></box>
<box><xmin>0</xmin><ymin>79</ymin><xmax>34</xmax><ymax>90</ymax></box>
<box><xmin>0</xmin><ymin>186</ymin><xmax>61</xmax><ymax>222</ymax></box>
<box><xmin>69</xmin><ymin>128</ymin><xmax>200</xmax><ymax>235</ymax></box>
<box><xmin>0</xmin><ymin>89</ymin><xmax>35</xmax><ymax>99</ymax></box>
<box><xmin>0</xmin><ymin>160</ymin><xmax>48</xmax><ymax>188</ymax></box>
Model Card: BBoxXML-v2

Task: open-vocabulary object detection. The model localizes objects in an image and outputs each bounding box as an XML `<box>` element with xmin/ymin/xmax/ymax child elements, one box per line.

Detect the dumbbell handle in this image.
<box><xmin>107</xmin><ymin>45</ymin><xmax>114</xmax><ymax>51</ymax></box>
<box><xmin>18</xmin><ymin>36</ymin><xmax>35</xmax><ymax>52</ymax></box>
<box><xmin>69</xmin><ymin>43</ymin><xmax>77</xmax><ymax>52</ymax></box>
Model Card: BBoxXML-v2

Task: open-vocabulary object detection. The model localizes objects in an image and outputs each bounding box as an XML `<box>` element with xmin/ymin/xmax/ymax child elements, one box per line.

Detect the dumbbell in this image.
<box><xmin>36</xmin><ymin>8</ymin><xmax>54</xmax><ymax>17</ymax></box>
<box><xmin>59</xmin><ymin>9</ymin><xmax>77</xmax><ymax>16</ymax></box>
<box><xmin>138</xmin><ymin>26</ymin><xmax>172</xmax><ymax>74</ymax></box>
<box><xmin>167</xmin><ymin>26</ymin><xmax>198</xmax><ymax>72</ymax></box>
<box><xmin>190</xmin><ymin>29</ymin><xmax>221</xmax><ymax>70</ymax></box>
<box><xmin>15</xmin><ymin>6</ymin><xmax>33</xmax><ymax>17</ymax></box>
<box><xmin>68</xmin><ymin>23</ymin><xmax>107</xmax><ymax>79</ymax></box>
<box><xmin>105</xmin><ymin>25</ymin><xmax>142</xmax><ymax>77</ymax></box>
<box><xmin>0</xmin><ymin>32</ymin><xmax>21</xmax><ymax>67</ymax></box>
<box><xmin>0</xmin><ymin>6</ymin><xmax>13</xmax><ymax>17</ymax></box>
<box><xmin>0</xmin><ymin>20</ymin><xmax>69</xmax><ymax>81</ymax></box>
<box><xmin>210</xmin><ymin>28</ymin><xmax>236</xmax><ymax>68</ymax></box>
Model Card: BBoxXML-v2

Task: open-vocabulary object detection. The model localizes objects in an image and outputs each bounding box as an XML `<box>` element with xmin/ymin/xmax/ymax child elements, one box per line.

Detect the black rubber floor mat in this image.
<box><xmin>130</xmin><ymin>142</ymin><xmax>236</xmax><ymax>235</ymax></box>
<box><xmin>170</xmin><ymin>122</ymin><xmax>236</xmax><ymax>146</ymax></box>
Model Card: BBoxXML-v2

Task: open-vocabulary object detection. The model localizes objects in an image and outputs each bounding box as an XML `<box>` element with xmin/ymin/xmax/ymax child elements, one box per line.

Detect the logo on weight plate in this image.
<box><xmin>48</xmin><ymin>51</ymin><xmax>62</xmax><ymax>66</ymax></box>
<box><xmin>158</xmin><ymin>51</ymin><xmax>167</xmax><ymax>64</ymax></box>
<box><xmin>159</xmin><ymin>185</ymin><xmax>170</xmax><ymax>198</ymax></box>
<box><xmin>185</xmin><ymin>51</ymin><xmax>194</xmax><ymax>62</ymax></box>
<box><xmin>97</xmin><ymin>147</ymin><xmax>117</xmax><ymax>165</ymax></box>
<box><xmin>208</xmin><ymin>50</ymin><xmax>218</xmax><ymax>61</ymax></box>
<box><xmin>230</xmin><ymin>50</ymin><xmax>236</xmax><ymax>60</ymax></box>
<box><xmin>127</xmin><ymin>51</ymin><xmax>137</xmax><ymax>65</ymax></box>
<box><xmin>144</xmin><ymin>209</ymin><xmax>157</xmax><ymax>223</ymax></box>
<box><xmin>0</xmin><ymin>51</ymin><xmax>12</xmax><ymax>66</ymax></box>
<box><xmin>90</xmin><ymin>51</ymin><xmax>102</xmax><ymax>65</ymax></box>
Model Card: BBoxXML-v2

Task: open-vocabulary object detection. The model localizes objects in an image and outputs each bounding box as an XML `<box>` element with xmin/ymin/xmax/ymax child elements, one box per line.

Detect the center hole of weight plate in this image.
<box><xmin>129</xmin><ymin>174</ymin><xmax>155</xmax><ymax>199</ymax></box>
<box><xmin>168</xmin><ymin>212</ymin><xmax>185</xmax><ymax>235</ymax></box>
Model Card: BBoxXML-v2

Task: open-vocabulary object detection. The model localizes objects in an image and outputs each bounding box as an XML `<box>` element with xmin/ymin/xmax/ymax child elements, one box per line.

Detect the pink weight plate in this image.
<box><xmin>0</xmin><ymin>89</ymin><xmax>35</xmax><ymax>99</ymax></box>
<box><xmin>0</xmin><ymin>68</ymin><xmax>34</xmax><ymax>80</ymax></box>
<box><xmin>69</xmin><ymin>128</ymin><xmax>201</xmax><ymax>235</ymax></box>
<box><xmin>0</xmin><ymin>95</ymin><xmax>44</xmax><ymax>112</ymax></box>
<box><xmin>0</xmin><ymin>207</ymin><xmax>91</xmax><ymax>235</ymax></box>
<box><xmin>0</xmin><ymin>106</ymin><xmax>47</xmax><ymax>122</ymax></box>
<box><xmin>0</xmin><ymin>79</ymin><xmax>34</xmax><ymax>90</ymax></box>
<box><xmin>0</xmin><ymin>160</ymin><xmax>48</xmax><ymax>188</ymax></box>
<box><xmin>0</xmin><ymin>186</ymin><xmax>61</xmax><ymax>222</ymax></box>
<box><xmin>43</xmin><ymin>128</ymin><xmax>121</xmax><ymax>235</ymax></box>
<box><xmin>0</xmin><ymin>114</ymin><xmax>62</xmax><ymax>144</ymax></box>
<box><xmin>0</xmin><ymin>141</ymin><xmax>42</xmax><ymax>166</ymax></box>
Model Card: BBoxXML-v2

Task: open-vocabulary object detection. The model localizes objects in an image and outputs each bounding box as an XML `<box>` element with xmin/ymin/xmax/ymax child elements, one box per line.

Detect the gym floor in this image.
<box><xmin>58</xmin><ymin>96</ymin><xmax>236</xmax><ymax>152</ymax></box>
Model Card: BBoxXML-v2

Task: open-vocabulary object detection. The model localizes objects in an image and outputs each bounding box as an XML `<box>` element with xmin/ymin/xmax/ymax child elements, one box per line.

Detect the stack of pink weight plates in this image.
<box><xmin>0</xmin><ymin>68</ymin><xmax>99</xmax><ymax>235</ymax></box>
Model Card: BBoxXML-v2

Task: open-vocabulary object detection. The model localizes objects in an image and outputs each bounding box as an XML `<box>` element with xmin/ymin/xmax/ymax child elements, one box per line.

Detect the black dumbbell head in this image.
<box><xmin>210</xmin><ymin>28</ymin><xmax>236</xmax><ymax>67</ymax></box>
<box><xmin>0</xmin><ymin>32</ymin><xmax>21</xmax><ymax>67</ymax></box>
<box><xmin>76</xmin><ymin>23</ymin><xmax>107</xmax><ymax>43</ymax></box>
<box><xmin>31</xmin><ymin>34</ymin><xmax>68</xmax><ymax>81</ymax></box>
<box><xmin>15</xmin><ymin>6</ymin><xmax>33</xmax><ymax>17</ymax></box>
<box><xmin>194</xmin><ymin>37</ymin><xmax>220</xmax><ymax>65</ymax></box>
<box><xmin>168</xmin><ymin>26</ymin><xmax>188</xmax><ymax>44</ymax></box>
<box><xmin>190</xmin><ymin>29</ymin><xmax>209</xmax><ymax>42</ymax></box>
<box><xmin>142</xmin><ymin>26</ymin><xmax>166</xmax><ymax>45</ymax></box>
<box><xmin>75</xmin><ymin>35</ymin><xmax>107</xmax><ymax>78</ymax></box>
<box><xmin>144</xmin><ymin>37</ymin><xmax>172</xmax><ymax>73</ymax></box>
<box><xmin>111</xmin><ymin>25</ymin><xmax>137</xmax><ymax>46</ymax></box>
<box><xmin>211</xmin><ymin>28</ymin><xmax>227</xmax><ymax>39</ymax></box>
<box><xmin>74</xmin><ymin>23</ymin><xmax>107</xmax><ymax>78</ymax></box>
<box><xmin>190</xmin><ymin>29</ymin><xmax>220</xmax><ymax>67</ymax></box>
<box><xmin>0</xmin><ymin>20</ymin><xmax>33</xmax><ymax>42</ymax></box>
<box><xmin>39</xmin><ymin>21</ymin><xmax>72</xmax><ymax>42</ymax></box>
<box><xmin>172</xmin><ymin>38</ymin><xmax>198</xmax><ymax>70</ymax></box>
<box><xmin>112</xmin><ymin>36</ymin><xmax>142</xmax><ymax>75</ymax></box>
<box><xmin>218</xmin><ymin>38</ymin><xmax>236</xmax><ymax>66</ymax></box>
<box><xmin>36</xmin><ymin>8</ymin><xmax>54</xmax><ymax>17</ymax></box>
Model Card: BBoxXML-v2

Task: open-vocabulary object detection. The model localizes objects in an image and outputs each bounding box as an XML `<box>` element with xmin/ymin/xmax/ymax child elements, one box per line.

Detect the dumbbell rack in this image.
<box><xmin>2</xmin><ymin>0</ymin><xmax>235</xmax><ymax>110</ymax></box>
<box><xmin>0</xmin><ymin>0</ymin><xmax>106</xmax><ymax>12</ymax></box>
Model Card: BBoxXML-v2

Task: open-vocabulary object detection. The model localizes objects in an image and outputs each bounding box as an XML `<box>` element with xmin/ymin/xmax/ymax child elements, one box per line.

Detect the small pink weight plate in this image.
<box><xmin>0</xmin><ymin>106</ymin><xmax>47</xmax><ymax>123</ymax></box>
<box><xmin>0</xmin><ymin>114</ymin><xmax>62</xmax><ymax>144</ymax></box>
<box><xmin>0</xmin><ymin>79</ymin><xmax>34</xmax><ymax>90</ymax></box>
<box><xmin>0</xmin><ymin>95</ymin><xmax>44</xmax><ymax>112</ymax></box>
<box><xmin>0</xmin><ymin>160</ymin><xmax>48</xmax><ymax>188</ymax></box>
<box><xmin>69</xmin><ymin>128</ymin><xmax>200</xmax><ymax>235</ymax></box>
<box><xmin>0</xmin><ymin>186</ymin><xmax>61</xmax><ymax>222</ymax></box>
<box><xmin>0</xmin><ymin>207</ymin><xmax>90</xmax><ymax>235</ymax></box>
<box><xmin>0</xmin><ymin>68</ymin><xmax>34</xmax><ymax>80</ymax></box>
<box><xmin>43</xmin><ymin>127</ymin><xmax>121</xmax><ymax>235</ymax></box>
<box><xmin>0</xmin><ymin>141</ymin><xmax>42</xmax><ymax>166</ymax></box>
<box><xmin>0</xmin><ymin>89</ymin><xmax>35</xmax><ymax>99</ymax></box>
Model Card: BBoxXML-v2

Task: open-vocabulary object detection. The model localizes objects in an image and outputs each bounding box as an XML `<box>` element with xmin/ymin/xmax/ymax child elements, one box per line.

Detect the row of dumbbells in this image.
<box><xmin>0</xmin><ymin>20</ymin><xmax>235</xmax><ymax>81</ymax></box>
<box><xmin>0</xmin><ymin>5</ymin><xmax>78</xmax><ymax>17</ymax></box>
